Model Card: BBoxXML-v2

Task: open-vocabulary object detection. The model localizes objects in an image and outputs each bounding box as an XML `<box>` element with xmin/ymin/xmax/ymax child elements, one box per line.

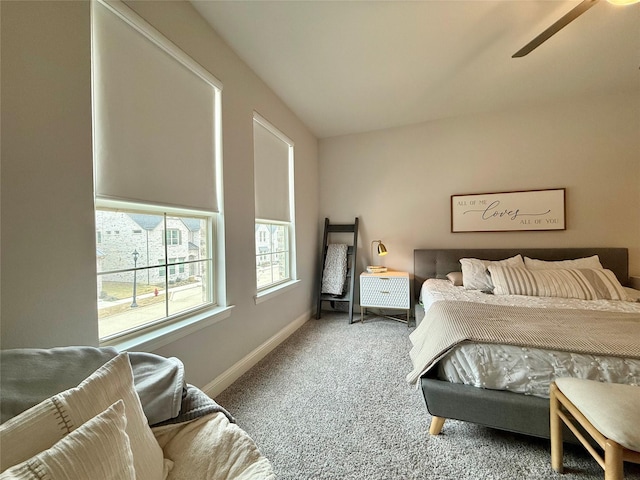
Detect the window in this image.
<box><xmin>253</xmin><ymin>113</ymin><xmax>296</xmax><ymax>292</ymax></box>
<box><xmin>92</xmin><ymin>0</ymin><xmax>226</xmax><ymax>343</ymax></box>
<box><xmin>95</xmin><ymin>208</ymin><xmax>214</xmax><ymax>340</ymax></box>
<box><xmin>158</xmin><ymin>260</ymin><xmax>166</xmax><ymax>277</ymax></box>
<box><xmin>164</xmin><ymin>229</ymin><xmax>181</xmax><ymax>246</ymax></box>
<box><xmin>255</xmin><ymin>222</ymin><xmax>290</xmax><ymax>289</ymax></box>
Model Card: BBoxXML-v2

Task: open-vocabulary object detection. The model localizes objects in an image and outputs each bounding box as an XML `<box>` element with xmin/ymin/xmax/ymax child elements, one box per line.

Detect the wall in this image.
<box><xmin>319</xmin><ymin>91</ymin><xmax>640</xmax><ymax>283</ymax></box>
<box><xmin>1</xmin><ymin>1</ymin><xmax>98</xmax><ymax>346</ymax></box>
<box><xmin>1</xmin><ymin>1</ymin><xmax>319</xmax><ymax>390</ymax></box>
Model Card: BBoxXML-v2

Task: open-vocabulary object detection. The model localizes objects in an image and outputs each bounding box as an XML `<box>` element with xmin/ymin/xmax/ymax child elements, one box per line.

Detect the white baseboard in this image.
<box><xmin>202</xmin><ymin>310</ymin><xmax>311</xmax><ymax>398</ymax></box>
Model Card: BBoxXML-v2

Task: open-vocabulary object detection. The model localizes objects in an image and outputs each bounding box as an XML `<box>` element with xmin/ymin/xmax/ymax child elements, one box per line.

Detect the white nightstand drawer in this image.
<box><xmin>360</xmin><ymin>273</ymin><xmax>410</xmax><ymax>309</ymax></box>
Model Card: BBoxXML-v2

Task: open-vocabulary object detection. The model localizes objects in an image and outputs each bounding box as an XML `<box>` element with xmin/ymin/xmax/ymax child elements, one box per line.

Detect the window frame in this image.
<box><xmin>96</xmin><ymin>200</ymin><xmax>232</xmax><ymax>352</ymax></box>
<box><xmin>255</xmin><ymin>220</ymin><xmax>292</xmax><ymax>291</ymax></box>
<box><xmin>95</xmin><ymin>202</ymin><xmax>218</xmax><ymax>340</ymax></box>
<box><xmin>252</xmin><ymin>113</ymin><xmax>299</xmax><ymax>301</ymax></box>
<box><xmin>92</xmin><ymin>0</ymin><xmax>230</xmax><ymax>352</ymax></box>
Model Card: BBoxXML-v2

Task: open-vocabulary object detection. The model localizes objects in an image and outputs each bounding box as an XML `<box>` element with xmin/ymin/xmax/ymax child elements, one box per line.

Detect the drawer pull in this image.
<box><xmin>380</xmin><ymin>291</ymin><xmax>390</xmax><ymax>294</ymax></box>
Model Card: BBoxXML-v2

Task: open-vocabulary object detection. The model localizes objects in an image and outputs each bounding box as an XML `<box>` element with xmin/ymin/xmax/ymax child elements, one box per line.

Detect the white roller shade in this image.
<box><xmin>254</xmin><ymin>119</ymin><xmax>291</xmax><ymax>222</ymax></box>
<box><xmin>93</xmin><ymin>1</ymin><xmax>218</xmax><ymax>211</ymax></box>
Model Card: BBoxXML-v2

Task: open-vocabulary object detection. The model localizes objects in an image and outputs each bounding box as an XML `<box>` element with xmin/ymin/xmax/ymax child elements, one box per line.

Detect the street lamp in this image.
<box><xmin>131</xmin><ymin>249</ymin><xmax>139</xmax><ymax>308</ymax></box>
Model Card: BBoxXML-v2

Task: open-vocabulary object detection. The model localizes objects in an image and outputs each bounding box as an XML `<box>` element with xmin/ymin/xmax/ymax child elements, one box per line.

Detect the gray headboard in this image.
<box><xmin>413</xmin><ymin>248</ymin><xmax>629</xmax><ymax>298</ymax></box>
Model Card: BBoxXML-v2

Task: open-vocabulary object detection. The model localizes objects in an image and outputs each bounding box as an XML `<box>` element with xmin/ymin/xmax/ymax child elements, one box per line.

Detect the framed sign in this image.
<box><xmin>451</xmin><ymin>188</ymin><xmax>565</xmax><ymax>233</ymax></box>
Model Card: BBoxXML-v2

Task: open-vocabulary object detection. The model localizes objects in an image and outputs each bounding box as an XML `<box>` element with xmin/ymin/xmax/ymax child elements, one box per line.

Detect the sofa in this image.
<box><xmin>0</xmin><ymin>347</ymin><xmax>275</xmax><ymax>479</ymax></box>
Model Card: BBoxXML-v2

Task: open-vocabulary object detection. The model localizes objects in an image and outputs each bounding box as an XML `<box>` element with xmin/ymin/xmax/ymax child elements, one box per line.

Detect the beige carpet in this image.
<box><xmin>215</xmin><ymin>311</ymin><xmax>640</xmax><ymax>480</ymax></box>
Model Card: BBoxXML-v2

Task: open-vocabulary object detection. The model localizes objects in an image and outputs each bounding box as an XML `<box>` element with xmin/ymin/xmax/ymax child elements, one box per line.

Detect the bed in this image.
<box><xmin>408</xmin><ymin>248</ymin><xmax>640</xmax><ymax>440</ymax></box>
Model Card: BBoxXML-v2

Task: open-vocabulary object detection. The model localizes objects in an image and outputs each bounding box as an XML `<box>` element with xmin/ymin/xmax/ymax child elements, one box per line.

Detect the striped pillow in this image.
<box><xmin>487</xmin><ymin>266</ymin><xmax>628</xmax><ymax>301</ymax></box>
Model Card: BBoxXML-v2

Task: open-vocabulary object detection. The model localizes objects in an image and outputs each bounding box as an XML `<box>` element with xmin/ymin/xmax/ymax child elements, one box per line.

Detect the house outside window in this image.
<box><xmin>253</xmin><ymin>113</ymin><xmax>296</xmax><ymax>292</ymax></box>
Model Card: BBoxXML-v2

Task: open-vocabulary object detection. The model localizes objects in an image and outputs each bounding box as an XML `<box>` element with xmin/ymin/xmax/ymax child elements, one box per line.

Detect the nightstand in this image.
<box><xmin>360</xmin><ymin>271</ymin><xmax>411</xmax><ymax>325</ymax></box>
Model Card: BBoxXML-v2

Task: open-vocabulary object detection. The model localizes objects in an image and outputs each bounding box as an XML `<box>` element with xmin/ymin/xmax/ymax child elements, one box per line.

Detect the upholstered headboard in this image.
<box><xmin>413</xmin><ymin>248</ymin><xmax>629</xmax><ymax>298</ymax></box>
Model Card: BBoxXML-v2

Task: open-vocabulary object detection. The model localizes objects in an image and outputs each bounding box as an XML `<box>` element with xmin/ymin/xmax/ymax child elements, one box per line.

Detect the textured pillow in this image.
<box><xmin>524</xmin><ymin>255</ymin><xmax>603</xmax><ymax>270</ymax></box>
<box><xmin>0</xmin><ymin>353</ymin><xmax>165</xmax><ymax>480</ymax></box>
<box><xmin>446</xmin><ymin>272</ymin><xmax>463</xmax><ymax>286</ymax></box>
<box><xmin>460</xmin><ymin>254</ymin><xmax>524</xmax><ymax>291</ymax></box>
<box><xmin>488</xmin><ymin>266</ymin><xmax>627</xmax><ymax>300</ymax></box>
<box><xmin>0</xmin><ymin>400</ymin><xmax>135</xmax><ymax>480</ymax></box>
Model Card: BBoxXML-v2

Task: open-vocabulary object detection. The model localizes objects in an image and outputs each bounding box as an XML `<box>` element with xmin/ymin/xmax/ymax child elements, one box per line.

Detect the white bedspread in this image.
<box><xmin>153</xmin><ymin>413</ymin><xmax>275</xmax><ymax>480</ymax></box>
<box><xmin>420</xmin><ymin>279</ymin><xmax>640</xmax><ymax>397</ymax></box>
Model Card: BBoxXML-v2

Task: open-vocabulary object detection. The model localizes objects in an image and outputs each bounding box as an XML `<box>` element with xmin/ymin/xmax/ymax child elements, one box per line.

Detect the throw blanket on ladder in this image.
<box><xmin>321</xmin><ymin>244</ymin><xmax>348</xmax><ymax>295</ymax></box>
<box><xmin>406</xmin><ymin>300</ymin><xmax>640</xmax><ymax>385</ymax></box>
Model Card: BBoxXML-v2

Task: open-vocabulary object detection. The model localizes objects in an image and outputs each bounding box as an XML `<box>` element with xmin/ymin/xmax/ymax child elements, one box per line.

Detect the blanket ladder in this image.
<box><xmin>316</xmin><ymin>217</ymin><xmax>359</xmax><ymax>323</ymax></box>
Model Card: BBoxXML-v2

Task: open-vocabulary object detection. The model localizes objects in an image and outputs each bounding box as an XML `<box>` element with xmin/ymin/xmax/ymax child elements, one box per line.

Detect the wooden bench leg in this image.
<box><xmin>429</xmin><ymin>416</ymin><xmax>446</xmax><ymax>435</ymax></box>
<box><xmin>604</xmin><ymin>440</ymin><xmax>624</xmax><ymax>480</ymax></box>
<box><xmin>550</xmin><ymin>383</ymin><xmax>564</xmax><ymax>473</ymax></box>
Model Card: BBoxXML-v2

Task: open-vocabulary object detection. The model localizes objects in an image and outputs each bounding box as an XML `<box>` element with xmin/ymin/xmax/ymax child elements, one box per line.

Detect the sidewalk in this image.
<box><xmin>98</xmin><ymin>283</ymin><xmax>204</xmax><ymax>338</ymax></box>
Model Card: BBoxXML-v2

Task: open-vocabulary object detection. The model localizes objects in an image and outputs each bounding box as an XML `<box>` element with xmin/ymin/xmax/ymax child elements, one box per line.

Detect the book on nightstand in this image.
<box><xmin>366</xmin><ymin>266</ymin><xmax>388</xmax><ymax>273</ymax></box>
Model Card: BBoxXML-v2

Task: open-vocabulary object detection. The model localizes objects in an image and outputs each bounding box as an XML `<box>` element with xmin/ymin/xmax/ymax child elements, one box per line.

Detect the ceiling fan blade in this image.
<box><xmin>512</xmin><ymin>0</ymin><xmax>600</xmax><ymax>58</ymax></box>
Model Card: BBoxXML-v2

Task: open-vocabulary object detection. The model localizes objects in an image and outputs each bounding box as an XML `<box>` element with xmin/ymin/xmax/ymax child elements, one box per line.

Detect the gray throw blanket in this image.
<box><xmin>0</xmin><ymin>346</ymin><xmax>231</xmax><ymax>426</ymax></box>
<box><xmin>321</xmin><ymin>244</ymin><xmax>348</xmax><ymax>295</ymax></box>
<box><xmin>151</xmin><ymin>384</ymin><xmax>234</xmax><ymax>427</ymax></box>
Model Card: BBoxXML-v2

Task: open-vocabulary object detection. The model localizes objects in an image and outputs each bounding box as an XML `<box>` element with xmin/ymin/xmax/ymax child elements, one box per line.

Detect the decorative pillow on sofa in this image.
<box><xmin>0</xmin><ymin>353</ymin><xmax>165</xmax><ymax>480</ymax></box>
<box><xmin>488</xmin><ymin>265</ymin><xmax>627</xmax><ymax>300</ymax></box>
<box><xmin>0</xmin><ymin>400</ymin><xmax>135</xmax><ymax>480</ymax></box>
<box><xmin>524</xmin><ymin>255</ymin><xmax>603</xmax><ymax>270</ymax></box>
<box><xmin>460</xmin><ymin>254</ymin><xmax>524</xmax><ymax>291</ymax></box>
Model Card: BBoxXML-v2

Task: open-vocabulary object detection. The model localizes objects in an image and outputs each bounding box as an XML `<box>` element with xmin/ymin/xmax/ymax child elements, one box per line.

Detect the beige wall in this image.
<box><xmin>1</xmin><ymin>1</ymin><xmax>319</xmax><ymax>389</ymax></box>
<box><xmin>319</xmin><ymin>91</ymin><xmax>640</xmax><ymax>282</ymax></box>
<box><xmin>1</xmin><ymin>1</ymin><xmax>98</xmax><ymax>346</ymax></box>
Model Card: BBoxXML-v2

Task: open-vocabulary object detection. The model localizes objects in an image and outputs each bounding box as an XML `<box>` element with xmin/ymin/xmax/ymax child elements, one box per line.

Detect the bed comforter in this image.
<box><xmin>407</xmin><ymin>300</ymin><xmax>640</xmax><ymax>386</ymax></box>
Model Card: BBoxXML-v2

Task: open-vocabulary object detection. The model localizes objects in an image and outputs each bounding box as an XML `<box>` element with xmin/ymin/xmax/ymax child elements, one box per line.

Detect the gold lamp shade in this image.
<box><xmin>368</xmin><ymin>240</ymin><xmax>388</xmax><ymax>273</ymax></box>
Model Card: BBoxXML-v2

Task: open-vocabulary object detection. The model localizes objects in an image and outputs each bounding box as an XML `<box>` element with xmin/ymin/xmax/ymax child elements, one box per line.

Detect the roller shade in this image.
<box><xmin>253</xmin><ymin>119</ymin><xmax>291</xmax><ymax>222</ymax></box>
<box><xmin>92</xmin><ymin>1</ymin><xmax>218</xmax><ymax>212</ymax></box>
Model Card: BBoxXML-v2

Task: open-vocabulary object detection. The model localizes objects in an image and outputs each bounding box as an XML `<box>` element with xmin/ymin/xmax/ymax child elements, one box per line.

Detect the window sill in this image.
<box><xmin>254</xmin><ymin>279</ymin><xmax>301</xmax><ymax>304</ymax></box>
<box><xmin>101</xmin><ymin>305</ymin><xmax>234</xmax><ymax>353</ymax></box>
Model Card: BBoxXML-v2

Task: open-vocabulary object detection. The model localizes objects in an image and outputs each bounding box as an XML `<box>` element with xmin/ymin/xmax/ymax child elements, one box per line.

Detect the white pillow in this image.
<box><xmin>0</xmin><ymin>353</ymin><xmax>165</xmax><ymax>480</ymax></box>
<box><xmin>460</xmin><ymin>254</ymin><xmax>524</xmax><ymax>291</ymax></box>
<box><xmin>0</xmin><ymin>400</ymin><xmax>135</xmax><ymax>480</ymax></box>
<box><xmin>524</xmin><ymin>255</ymin><xmax>603</xmax><ymax>270</ymax></box>
<box><xmin>446</xmin><ymin>271</ymin><xmax>463</xmax><ymax>287</ymax></box>
<box><xmin>488</xmin><ymin>265</ymin><xmax>628</xmax><ymax>300</ymax></box>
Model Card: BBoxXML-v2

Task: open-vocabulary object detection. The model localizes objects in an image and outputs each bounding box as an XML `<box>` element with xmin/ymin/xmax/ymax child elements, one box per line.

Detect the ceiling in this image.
<box><xmin>191</xmin><ymin>1</ymin><xmax>640</xmax><ymax>139</ymax></box>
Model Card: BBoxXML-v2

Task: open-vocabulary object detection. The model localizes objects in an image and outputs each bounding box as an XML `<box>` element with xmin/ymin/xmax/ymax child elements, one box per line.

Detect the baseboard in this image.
<box><xmin>202</xmin><ymin>310</ymin><xmax>311</xmax><ymax>398</ymax></box>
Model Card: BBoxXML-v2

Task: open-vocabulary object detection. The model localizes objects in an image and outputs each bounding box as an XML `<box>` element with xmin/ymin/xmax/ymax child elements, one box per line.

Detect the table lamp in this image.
<box><xmin>367</xmin><ymin>240</ymin><xmax>388</xmax><ymax>273</ymax></box>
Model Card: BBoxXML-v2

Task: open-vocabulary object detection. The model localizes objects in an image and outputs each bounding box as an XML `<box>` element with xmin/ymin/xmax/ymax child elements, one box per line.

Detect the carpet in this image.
<box><xmin>215</xmin><ymin>312</ymin><xmax>640</xmax><ymax>479</ymax></box>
